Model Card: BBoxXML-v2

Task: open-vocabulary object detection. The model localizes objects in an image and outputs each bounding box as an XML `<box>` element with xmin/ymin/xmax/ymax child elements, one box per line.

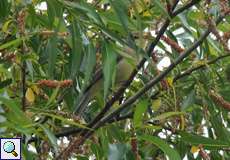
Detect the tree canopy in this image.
<box><xmin>1</xmin><ymin>0</ymin><xmax>230</xmax><ymax>159</ymax></box>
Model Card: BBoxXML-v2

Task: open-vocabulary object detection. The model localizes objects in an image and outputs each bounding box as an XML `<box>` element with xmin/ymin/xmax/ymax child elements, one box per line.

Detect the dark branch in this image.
<box><xmin>172</xmin><ymin>0</ymin><xmax>201</xmax><ymax>17</ymax></box>
<box><xmin>56</xmin><ymin>112</ymin><xmax>133</xmax><ymax>137</ymax></box>
<box><xmin>174</xmin><ymin>54</ymin><xmax>230</xmax><ymax>82</ymax></box>
<box><xmin>27</xmin><ymin>112</ymin><xmax>133</xmax><ymax>144</ymax></box>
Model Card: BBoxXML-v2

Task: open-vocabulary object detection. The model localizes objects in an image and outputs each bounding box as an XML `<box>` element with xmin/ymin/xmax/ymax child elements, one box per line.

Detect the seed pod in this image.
<box><xmin>209</xmin><ymin>90</ymin><xmax>230</xmax><ymax>111</ymax></box>
<box><xmin>38</xmin><ymin>79</ymin><xmax>73</xmax><ymax>88</ymax></box>
<box><xmin>161</xmin><ymin>35</ymin><xmax>184</xmax><ymax>53</ymax></box>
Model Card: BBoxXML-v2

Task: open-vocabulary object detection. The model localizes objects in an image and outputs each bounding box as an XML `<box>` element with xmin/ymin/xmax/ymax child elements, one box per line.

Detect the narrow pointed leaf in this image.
<box><xmin>139</xmin><ymin>134</ymin><xmax>181</xmax><ymax>160</ymax></box>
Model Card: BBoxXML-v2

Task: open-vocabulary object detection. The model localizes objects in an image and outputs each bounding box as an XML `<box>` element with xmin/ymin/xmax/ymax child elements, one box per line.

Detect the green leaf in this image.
<box><xmin>109</xmin><ymin>0</ymin><xmax>129</xmax><ymax>32</ymax></box>
<box><xmin>108</xmin><ymin>143</ymin><xmax>129</xmax><ymax>160</ymax></box>
<box><xmin>0</xmin><ymin>121</ymin><xmax>34</xmax><ymax>135</ymax></box>
<box><xmin>207</xmin><ymin>37</ymin><xmax>221</xmax><ymax>56</ymax></box>
<box><xmin>39</xmin><ymin>124</ymin><xmax>58</xmax><ymax>153</ymax></box>
<box><xmin>60</xmin><ymin>0</ymin><xmax>104</xmax><ymax>25</ymax></box>
<box><xmin>97</xmin><ymin>128</ymin><xmax>110</xmax><ymax>156</ymax></box>
<box><xmin>45</xmin><ymin>86</ymin><xmax>60</xmax><ymax>108</ymax></box>
<box><xmin>210</xmin><ymin>114</ymin><xmax>230</xmax><ymax>144</ymax></box>
<box><xmin>91</xmin><ymin>143</ymin><xmax>104</xmax><ymax>160</ymax></box>
<box><xmin>22</xmin><ymin>144</ymin><xmax>37</xmax><ymax>160</ymax></box>
<box><xmin>151</xmin><ymin>0</ymin><xmax>171</xmax><ymax>19</ymax></box>
<box><xmin>0</xmin><ymin>0</ymin><xmax>11</xmax><ymax>19</ymax></box>
<box><xmin>46</xmin><ymin>37</ymin><xmax>58</xmax><ymax>79</ymax></box>
<box><xmin>151</xmin><ymin>98</ymin><xmax>161</xmax><ymax>111</ymax></box>
<box><xmin>99</xmin><ymin>25</ymin><xmax>128</xmax><ymax>46</ymax></box>
<box><xmin>139</xmin><ymin>134</ymin><xmax>181</xmax><ymax>160</ymax></box>
<box><xmin>100</xmin><ymin>12</ymin><xmax>126</xmax><ymax>35</ymax></box>
<box><xmin>0</xmin><ymin>97</ymin><xmax>30</xmax><ymax>124</ymax></box>
<box><xmin>2</xmin><ymin>19</ymin><xmax>13</xmax><ymax>34</ymax></box>
<box><xmin>140</xmin><ymin>124</ymin><xmax>162</xmax><ymax>130</ymax></box>
<box><xmin>46</xmin><ymin>0</ymin><xmax>56</xmax><ymax>28</ymax></box>
<box><xmin>33</xmin><ymin>111</ymin><xmax>91</xmax><ymax>130</ymax></box>
<box><xmin>83</xmin><ymin>43</ymin><xmax>96</xmax><ymax>84</ymax></box>
<box><xmin>179</xmin><ymin>131</ymin><xmax>230</xmax><ymax>149</ymax></box>
<box><xmin>107</xmin><ymin>124</ymin><xmax>126</xmax><ymax>142</ymax></box>
<box><xmin>187</xmin><ymin>10</ymin><xmax>205</xmax><ymax>21</ymax></box>
<box><xmin>134</xmin><ymin>100</ymin><xmax>148</xmax><ymax>128</ymax></box>
<box><xmin>178</xmin><ymin>14</ymin><xmax>193</xmax><ymax>34</ymax></box>
<box><xmin>0</xmin><ymin>79</ymin><xmax>12</xmax><ymax>89</ymax></box>
<box><xmin>0</xmin><ymin>38</ymin><xmax>23</xmax><ymax>50</ymax></box>
<box><xmin>46</xmin><ymin>0</ymin><xmax>63</xmax><ymax>27</ymax></box>
<box><xmin>181</xmin><ymin>90</ymin><xmax>196</xmax><ymax>111</ymax></box>
<box><xmin>152</xmin><ymin>112</ymin><xmax>185</xmax><ymax>121</ymax></box>
<box><xmin>103</xmin><ymin>42</ymin><xmax>117</xmax><ymax>100</ymax></box>
<box><xmin>76</xmin><ymin>156</ymin><xmax>89</xmax><ymax>160</ymax></box>
<box><xmin>70</xmin><ymin>20</ymin><xmax>83</xmax><ymax>78</ymax></box>
<box><xmin>217</xmin><ymin>22</ymin><xmax>230</xmax><ymax>32</ymax></box>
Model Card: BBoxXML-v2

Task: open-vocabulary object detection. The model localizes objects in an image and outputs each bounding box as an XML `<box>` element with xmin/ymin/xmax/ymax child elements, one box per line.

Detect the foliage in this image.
<box><xmin>0</xmin><ymin>0</ymin><xmax>230</xmax><ymax>159</ymax></box>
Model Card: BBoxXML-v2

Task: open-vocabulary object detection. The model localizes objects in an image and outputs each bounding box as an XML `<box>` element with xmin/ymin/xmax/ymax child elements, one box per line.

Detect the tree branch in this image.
<box><xmin>54</xmin><ymin>112</ymin><xmax>133</xmax><ymax>138</ymax></box>
<box><xmin>172</xmin><ymin>0</ymin><xmax>201</xmax><ymax>17</ymax></box>
<box><xmin>174</xmin><ymin>54</ymin><xmax>230</xmax><ymax>81</ymax></box>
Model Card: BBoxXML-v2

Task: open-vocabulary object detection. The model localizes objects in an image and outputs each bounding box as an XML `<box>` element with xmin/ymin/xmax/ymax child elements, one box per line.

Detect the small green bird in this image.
<box><xmin>74</xmin><ymin>47</ymin><xmax>140</xmax><ymax>115</ymax></box>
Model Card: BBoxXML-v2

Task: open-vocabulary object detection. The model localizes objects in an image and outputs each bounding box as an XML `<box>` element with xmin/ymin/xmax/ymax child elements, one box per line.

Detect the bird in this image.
<box><xmin>74</xmin><ymin>46</ymin><xmax>141</xmax><ymax>116</ymax></box>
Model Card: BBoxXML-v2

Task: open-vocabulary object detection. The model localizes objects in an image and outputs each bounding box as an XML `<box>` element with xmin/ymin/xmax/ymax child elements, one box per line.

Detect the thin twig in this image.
<box><xmin>27</xmin><ymin>112</ymin><xmax>133</xmax><ymax>143</ymax></box>
<box><xmin>173</xmin><ymin>0</ymin><xmax>201</xmax><ymax>16</ymax></box>
<box><xmin>174</xmin><ymin>54</ymin><xmax>230</xmax><ymax>81</ymax></box>
<box><xmin>56</xmin><ymin>112</ymin><xmax>133</xmax><ymax>138</ymax></box>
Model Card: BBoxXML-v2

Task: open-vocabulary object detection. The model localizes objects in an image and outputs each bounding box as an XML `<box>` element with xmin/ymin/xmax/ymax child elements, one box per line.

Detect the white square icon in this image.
<box><xmin>0</xmin><ymin>138</ymin><xmax>21</xmax><ymax>160</ymax></box>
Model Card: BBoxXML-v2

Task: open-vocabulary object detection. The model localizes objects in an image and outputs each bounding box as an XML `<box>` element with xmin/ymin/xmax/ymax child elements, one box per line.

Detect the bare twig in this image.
<box><xmin>173</xmin><ymin>54</ymin><xmax>230</xmax><ymax>81</ymax></box>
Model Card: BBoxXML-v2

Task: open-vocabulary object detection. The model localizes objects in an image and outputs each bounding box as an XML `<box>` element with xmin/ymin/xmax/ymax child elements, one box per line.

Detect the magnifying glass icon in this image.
<box><xmin>3</xmin><ymin>141</ymin><xmax>18</xmax><ymax>157</ymax></box>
